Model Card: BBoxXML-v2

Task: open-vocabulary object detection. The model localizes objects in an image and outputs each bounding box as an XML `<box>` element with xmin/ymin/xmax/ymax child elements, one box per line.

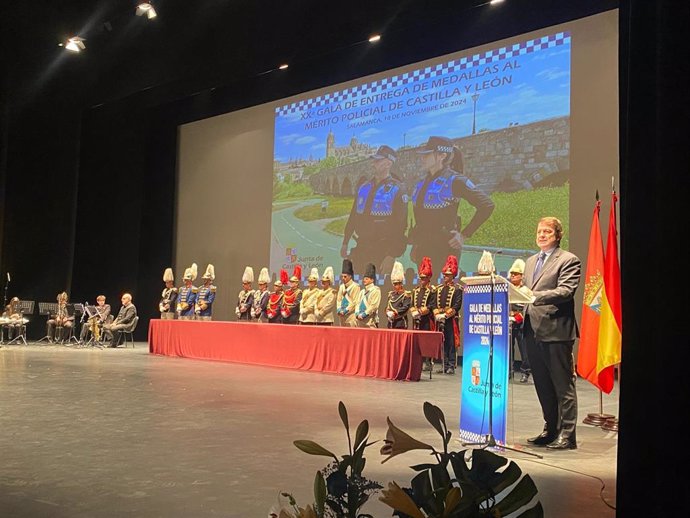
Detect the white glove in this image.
<box><xmin>281</xmin><ymin>310</ymin><xmax>289</xmax><ymax>319</ymax></box>
<box><xmin>250</xmin><ymin>308</ymin><xmax>257</xmax><ymax>318</ymax></box>
<box><xmin>386</xmin><ymin>310</ymin><xmax>395</xmax><ymax>320</ymax></box>
<box><xmin>411</xmin><ymin>309</ymin><xmax>419</xmax><ymax>319</ymax></box>
<box><xmin>435</xmin><ymin>313</ymin><xmax>446</xmax><ymax>323</ymax></box>
<box><xmin>235</xmin><ymin>307</ymin><xmax>241</xmax><ymax>317</ymax></box>
<box><xmin>314</xmin><ymin>309</ymin><xmax>321</xmax><ymax>318</ymax></box>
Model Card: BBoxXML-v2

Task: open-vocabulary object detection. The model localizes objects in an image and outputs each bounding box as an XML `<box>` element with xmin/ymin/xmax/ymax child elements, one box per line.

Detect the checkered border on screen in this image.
<box><xmin>276</xmin><ymin>32</ymin><xmax>570</xmax><ymax>116</ymax></box>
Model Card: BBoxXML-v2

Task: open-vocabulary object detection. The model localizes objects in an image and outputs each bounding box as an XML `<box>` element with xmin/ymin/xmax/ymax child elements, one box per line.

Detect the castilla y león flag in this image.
<box><xmin>577</xmin><ymin>192</ymin><xmax>622</xmax><ymax>394</ymax></box>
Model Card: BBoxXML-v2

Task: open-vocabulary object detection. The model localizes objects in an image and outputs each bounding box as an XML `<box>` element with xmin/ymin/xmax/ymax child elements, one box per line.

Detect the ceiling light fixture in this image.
<box><xmin>63</xmin><ymin>36</ymin><xmax>86</xmax><ymax>52</ymax></box>
<box><xmin>136</xmin><ymin>2</ymin><xmax>158</xmax><ymax>19</ymax></box>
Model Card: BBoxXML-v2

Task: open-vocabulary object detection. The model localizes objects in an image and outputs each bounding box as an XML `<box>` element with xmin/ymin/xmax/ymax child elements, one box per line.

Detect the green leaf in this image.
<box><xmin>411</xmin><ymin>470</ymin><xmax>438</xmax><ymax>516</ymax></box>
<box><xmin>409</xmin><ymin>463</ymin><xmax>438</xmax><ymax>472</ymax></box>
<box><xmin>493</xmin><ymin>474</ymin><xmax>539</xmax><ymax>516</ymax></box>
<box><xmin>314</xmin><ymin>471</ymin><xmax>326</xmax><ymax>517</ymax></box>
<box><xmin>430</xmin><ymin>463</ymin><xmax>451</xmax><ymax>492</ymax></box>
<box><xmin>469</xmin><ymin>449</ymin><xmax>508</xmax><ymax>484</ymax></box>
<box><xmin>338</xmin><ymin>401</ymin><xmax>350</xmax><ymax>433</ymax></box>
<box><xmin>516</xmin><ymin>501</ymin><xmax>544</xmax><ymax>518</ymax></box>
<box><xmin>487</xmin><ymin>460</ymin><xmax>522</xmax><ymax>495</ymax></box>
<box><xmin>354</xmin><ymin>419</ymin><xmax>369</xmax><ymax>451</ymax></box>
<box><xmin>423</xmin><ymin>402</ymin><xmax>447</xmax><ymax>440</ymax></box>
<box><xmin>294</xmin><ymin>440</ymin><xmax>338</xmax><ymax>460</ymax></box>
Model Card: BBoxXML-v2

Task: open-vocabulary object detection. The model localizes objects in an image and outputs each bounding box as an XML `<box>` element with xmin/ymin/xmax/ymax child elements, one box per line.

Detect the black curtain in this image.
<box><xmin>617</xmin><ymin>1</ymin><xmax>689</xmax><ymax>515</ymax></box>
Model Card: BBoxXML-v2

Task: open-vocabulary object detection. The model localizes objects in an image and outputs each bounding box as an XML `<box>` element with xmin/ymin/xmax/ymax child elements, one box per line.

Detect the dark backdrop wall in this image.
<box><xmin>1</xmin><ymin>1</ymin><xmax>688</xmax><ymax>515</ymax></box>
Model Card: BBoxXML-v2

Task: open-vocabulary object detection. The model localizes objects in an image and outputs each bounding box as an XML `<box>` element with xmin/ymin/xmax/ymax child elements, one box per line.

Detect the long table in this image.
<box><xmin>148</xmin><ymin>319</ymin><xmax>443</xmax><ymax>381</ymax></box>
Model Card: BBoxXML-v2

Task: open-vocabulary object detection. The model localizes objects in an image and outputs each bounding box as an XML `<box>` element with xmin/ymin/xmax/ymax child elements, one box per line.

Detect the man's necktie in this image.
<box><xmin>534</xmin><ymin>251</ymin><xmax>546</xmax><ymax>278</ymax></box>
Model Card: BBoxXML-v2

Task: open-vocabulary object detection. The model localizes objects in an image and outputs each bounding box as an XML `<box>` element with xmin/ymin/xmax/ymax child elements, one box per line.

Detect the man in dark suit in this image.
<box><xmin>524</xmin><ymin>217</ymin><xmax>581</xmax><ymax>450</ymax></box>
<box><xmin>104</xmin><ymin>293</ymin><xmax>137</xmax><ymax>348</ymax></box>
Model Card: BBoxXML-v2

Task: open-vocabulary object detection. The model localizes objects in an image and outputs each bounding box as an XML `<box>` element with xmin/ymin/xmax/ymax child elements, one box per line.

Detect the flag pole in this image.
<box><xmin>600</xmin><ymin>177</ymin><xmax>620</xmax><ymax>432</ymax></box>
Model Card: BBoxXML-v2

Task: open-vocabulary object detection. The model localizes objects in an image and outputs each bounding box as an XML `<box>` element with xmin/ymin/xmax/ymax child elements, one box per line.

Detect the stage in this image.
<box><xmin>148</xmin><ymin>319</ymin><xmax>443</xmax><ymax>381</ymax></box>
<box><xmin>0</xmin><ymin>344</ymin><xmax>618</xmax><ymax>517</ymax></box>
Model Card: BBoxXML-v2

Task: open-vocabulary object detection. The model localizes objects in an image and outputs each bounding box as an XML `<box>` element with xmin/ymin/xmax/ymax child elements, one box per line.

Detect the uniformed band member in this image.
<box><xmin>177</xmin><ymin>263</ymin><xmax>198</xmax><ymax>320</ymax></box>
<box><xmin>315</xmin><ymin>266</ymin><xmax>337</xmax><ymax>325</ymax></box>
<box><xmin>409</xmin><ymin>137</ymin><xmax>495</xmax><ymax>277</ymax></box>
<box><xmin>281</xmin><ymin>265</ymin><xmax>302</xmax><ymax>325</ymax></box>
<box><xmin>355</xmin><ymin>263</ymin><xmax>381</xmax><ymax>328</ymax></box>
<box><xmin>46</xmin><ymin>291</ymin><xmax>74</xmax><ymax>342</ymax></box>
<box><xmin>337</xmin><ymin>259</ymin><xmax>360</xmax><ymax>327</ymax></box>
<box><xmin>299</xmin><ymin>267</ymin><xmax>320</xmax><ymax>325</ymax></box>
<box><xmin>251</xmin><ymin>267</ymin><xmax>271</xmax><ymax>322</ymax></box>
<box><xmin>2</xmin><ymin>297</ymin><xmax>24</xmax><ymax>341</ymax></box>
<box><xmin>412</xmin><ymin>257</ymin><xmax>437</xmax><ymax>371</ymax></box>
<box><xmin>509</xmin><ymin>258</ymin><xmax>531</xmax><ymax>383</ymax></box>
<box><xmin>267</xmin><ymin>270</ymin><xmax>287</xmax><ymax>323</ymax></box>
<box><xmin>341</xmin><ymin>145</ymin><xmax>408</xmax><ymax>275</ymax></box>
<box><xmin>386</xmin><ymin>261</ymin><xmax>412</xmax><ymax>329</ymax></box>
<box><xmin>80</xmin><ymin>294</ymin><xmax>112</xmax><ymax>342</ymax></box>
<box><xmin>236</xmin><ymin>266</ymin><xmax>255</xmax><ymax>321</ymax></box>
<box><xmin>196</xmin><ymin>264</ymin><xmax>216</xmax><ymax>321</ymax></box>
<box><xmin>433</xmin><ymin>255</ymin><xmax>463</xmax><ymax>374</ymax></box>
<box><xmin>159</xmin><ymin>268</ymin><xmax>178</xmax><ymax>320</ymax></box>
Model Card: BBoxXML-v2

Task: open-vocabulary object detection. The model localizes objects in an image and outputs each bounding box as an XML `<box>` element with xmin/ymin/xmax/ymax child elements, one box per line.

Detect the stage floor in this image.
<box><xmin>0</xmin><ymin>344</ymin><xmax>618</xmax><ymax>517</ymax></box>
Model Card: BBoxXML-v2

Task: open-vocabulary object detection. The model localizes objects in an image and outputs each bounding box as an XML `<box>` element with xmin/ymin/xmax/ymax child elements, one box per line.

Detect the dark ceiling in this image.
<box><xmin>2</xmin><ymin>0</ymin><xmax>618</xmax><ymax>116</ymax></box>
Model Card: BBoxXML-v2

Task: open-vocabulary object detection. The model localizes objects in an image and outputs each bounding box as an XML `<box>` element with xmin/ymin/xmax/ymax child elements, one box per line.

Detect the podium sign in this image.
<box><xmin>459</xmin><ymin>276</ymin><xmax>510</xmax><ymax>445</ymax></box>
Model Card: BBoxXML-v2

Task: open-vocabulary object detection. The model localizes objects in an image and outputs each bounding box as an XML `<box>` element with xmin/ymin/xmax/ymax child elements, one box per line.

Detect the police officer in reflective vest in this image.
<box><xmin>341</xmin><ymin>145</ymin><xmax>408</xmax><ymax>275</ymax></box>
<box><xmin>409</xmin><ymin>137</ymin><xmax>494</xmax><ymax>277</ymax></box>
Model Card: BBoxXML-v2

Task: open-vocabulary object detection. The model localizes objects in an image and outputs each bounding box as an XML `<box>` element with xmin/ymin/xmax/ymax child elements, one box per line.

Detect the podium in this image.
<box><xmin>459</xmin><ymin>275</ymin><xmax>534</xmax><ymax>446</ymax></box>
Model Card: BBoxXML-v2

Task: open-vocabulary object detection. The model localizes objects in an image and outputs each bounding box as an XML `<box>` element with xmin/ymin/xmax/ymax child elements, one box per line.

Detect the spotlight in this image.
<box><xmin>278</xmin><ymin>64</ymin><xmax>289</xmax><ymax>70</ymax></box>
<box><xmin>368</xmin><ymin>34</ymin><xmax>381</xmax><ymax>43</ymax></box>
<box><xmin>490</xmin><ymin>0</ymin><xmax>505</xmax><ymax>4</ymax></box>
<box><xmin>136</xmin><ymin>2</ymin><xmax>158</xmax><ymax>19</ymax></box>
<box><xmin>63</xmin><ymin>36</ymin><xmax>86</xmax><ymax>52</ymax></box>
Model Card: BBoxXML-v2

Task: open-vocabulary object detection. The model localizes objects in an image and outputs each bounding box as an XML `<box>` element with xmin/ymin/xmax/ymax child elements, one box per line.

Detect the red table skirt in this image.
<box><xmin>148</xmin><ymin>320</ymin><xmax>443</xmax><ymax>381</ymax></box>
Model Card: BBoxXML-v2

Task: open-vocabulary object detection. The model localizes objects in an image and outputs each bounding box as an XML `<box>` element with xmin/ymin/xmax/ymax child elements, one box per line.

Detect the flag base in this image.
<box><xmin>601</xmin><ymin>417</ymin><xmax>619</xmax><ymax>432</ymax></box>
<box><xmin>583</xmin><ymin>412</ymin><xmax>616</xmax><ymax>426</ymax></box>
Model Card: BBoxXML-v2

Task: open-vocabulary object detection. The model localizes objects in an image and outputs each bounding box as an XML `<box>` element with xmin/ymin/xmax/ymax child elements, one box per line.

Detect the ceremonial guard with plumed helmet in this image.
<box><xmin>159</xmin><ymin>268</ymin><xmax>178</xmax><ymax>320</ymax></box>
<box><xmin>281</xmin><ymin>265</ymin><xmax>302</xmax><ymax>325</ymax></box>
<box><xmin>412</xmin><ymin>256</ymin><xmax>438</xmax><ymax>371</ymax></box>
<box><xmin>236</xmin><ymin>266</ymin><xmax>255</xmax><ymax>321</ymax></box>
<box><xmin>267</xmin><ymin>270</ymin><xmax>287</xmax><ymax>323</ymax></box>
<box><xmin>177</xmin><ymin>263</ymin><xmax>198</xmax><ymax>320</ymax></box>
<box><xmin>251</xmin><ymin>267</ymin><xmax>271</xmax><ymax>322</ymax></box>
<box><xmin>433</xmin><ymin>255</ymin><xmax>463</xmax><ymax>374</ymax></box>
<box><xmin>315</xmin><ymin>266</ymin><xmax>337</xmax><ymax>325</ymax></box>
<box><xmin>196</xmin><ymin>264</ymin><xmax>217</xmax><ymax>320</ymax></box>
<box><xmin>386</xmin><ymin>261</ymin><xmax>412</xmax><ymax>329</ymax></box>
<box><xmin>299</xmin><ymin>267</ymin><xmax>320</xmax><ymax>325</ymax></box>
<box><xmin>355</xmin><ymin>263</ymin><xmax>381</xmax><ymax>328</ymax></box>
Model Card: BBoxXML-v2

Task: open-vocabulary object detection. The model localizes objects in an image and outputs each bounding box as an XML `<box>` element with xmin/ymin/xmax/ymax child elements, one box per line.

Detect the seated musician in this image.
<box><xmin>80</xmin><ymin>295</ymin><xmax>112</xmax><ymax>342</ymax></box>
<box><xmin>2</xmin><ymin>297</ymin><xmax>24</xmax><ymax>341</ymax></box>
<box><xmin>46</xmin><ymin>292</ymin><xmax>74</xmax><ymax>343</ymax></box>
<box><xmin>103</xmin><ymin>293</ymin><xmax>137</xmax><ymax>348</ymax></box>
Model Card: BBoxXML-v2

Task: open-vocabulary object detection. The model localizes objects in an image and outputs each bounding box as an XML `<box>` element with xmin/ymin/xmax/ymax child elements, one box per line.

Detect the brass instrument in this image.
<box><xmin>89</xmin><ymin>315</ymin><xmax>101</xmax><ymax>342</ymax></box>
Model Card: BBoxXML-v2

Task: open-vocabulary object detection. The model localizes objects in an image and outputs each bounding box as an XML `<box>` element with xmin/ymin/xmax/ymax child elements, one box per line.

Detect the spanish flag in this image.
<box><xmin>577</xmin><ymin>192</ymin><xmax>622</xmax><ymax>394</ymax></box>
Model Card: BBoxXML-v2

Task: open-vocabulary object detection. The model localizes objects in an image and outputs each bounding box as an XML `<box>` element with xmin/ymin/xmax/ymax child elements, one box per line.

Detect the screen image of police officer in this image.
<box><xmin>340</xmin><ymin>145</ymin><xmax>408</xmax><ymax>275</ymax></box>
<box><xmin>409</xmin><ymin>137</ymin><xmax>494</xmax><ymax>279</ymax></box>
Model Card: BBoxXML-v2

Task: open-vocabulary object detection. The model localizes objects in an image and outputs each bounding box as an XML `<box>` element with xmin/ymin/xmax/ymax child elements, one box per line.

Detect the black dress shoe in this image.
<box><xmin>527</xmin><ymin>431</ymin><xmax>557</xmax><ymax>446</ymax></box>
<box><xmin>546</xmin><ymin>436</ymin><xmax>577</xmax><ymax>450</ymax></box>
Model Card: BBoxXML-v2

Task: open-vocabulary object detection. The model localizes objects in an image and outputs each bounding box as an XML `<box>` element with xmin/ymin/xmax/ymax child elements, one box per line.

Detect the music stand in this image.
<box><xmin>6</xmin><ymin>300</ymin><xmax>34</xmax><ymax>345</ymax></box>
<box><xmin>62</xmin><ymin>304</ymin><xmax>80</xmax><ymax>345</ymax></box>
<box><xmin>81</xmin><ymin>305</ymin><xmax>105</xmax><ymax>349</ymax></box>
<box><xmin>461</xmin><ymin>272</ymin><xmax>542</xmax><ymax>459</ymax></box>
<box><xmin>35</xmin><ymin>302</ymin><xmax>59</xmax><ymax>343</ymax></box>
